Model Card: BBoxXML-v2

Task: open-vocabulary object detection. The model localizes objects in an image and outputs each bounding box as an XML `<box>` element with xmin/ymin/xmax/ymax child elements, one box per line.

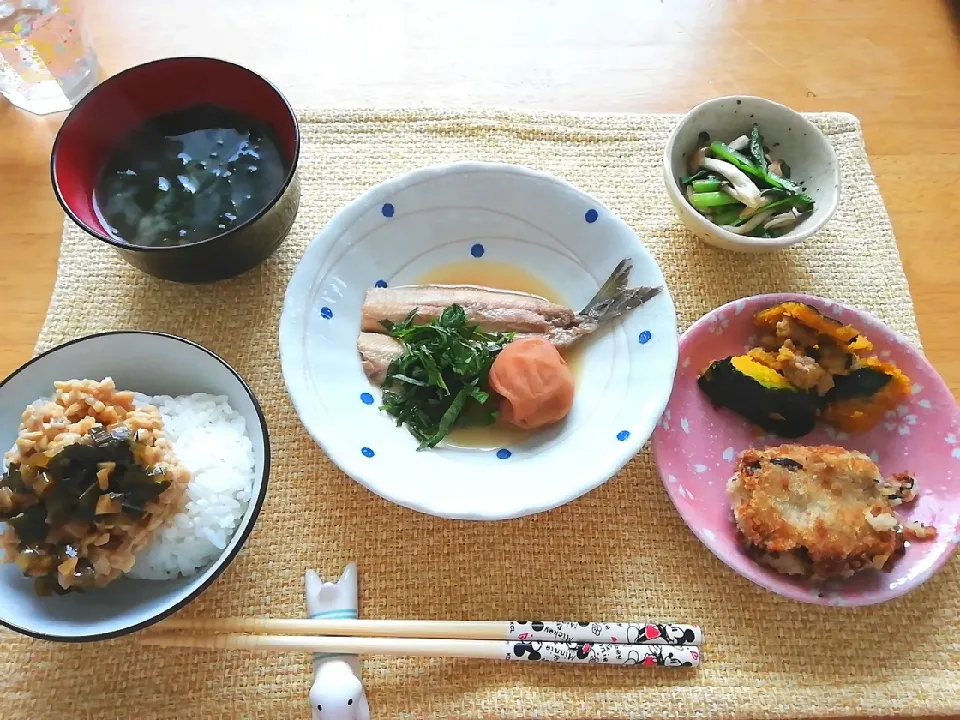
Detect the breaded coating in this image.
<box><xmin>727</xmin><ymin>445</ymin><xmax>910</xmax><ymax>581</ymax></box>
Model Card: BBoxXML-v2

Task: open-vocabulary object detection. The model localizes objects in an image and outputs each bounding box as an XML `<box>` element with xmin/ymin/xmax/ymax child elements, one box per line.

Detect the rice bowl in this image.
<box><xmin>0</xmin><ymin>331</ymin><xmax>269</xmax><ymax>641</ymax></box>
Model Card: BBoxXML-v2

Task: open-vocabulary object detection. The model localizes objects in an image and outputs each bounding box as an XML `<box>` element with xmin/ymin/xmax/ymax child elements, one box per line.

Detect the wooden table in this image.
<box><xmin>0</xmin><ymin>5</ymin><xmax>957</xmax><ymax>719</ymax></box>
<box><xmin>2</xmin><ymin>0</ymin><xmax>959</xmax><ymax>402</ymax></box>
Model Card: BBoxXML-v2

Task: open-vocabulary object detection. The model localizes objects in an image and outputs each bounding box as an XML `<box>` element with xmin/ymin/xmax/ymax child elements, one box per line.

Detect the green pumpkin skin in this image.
<box><xmin>697</xmin><ymin>356</ymin><xmax>821</xmax><ymax>438</ymax></box>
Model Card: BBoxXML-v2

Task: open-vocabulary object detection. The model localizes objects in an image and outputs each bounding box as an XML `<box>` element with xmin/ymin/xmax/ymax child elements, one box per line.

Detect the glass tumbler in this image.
<box><xmin>0</xmin><ymin>0</ymin><xmax>99</xmax><ymax>115</ymax></box>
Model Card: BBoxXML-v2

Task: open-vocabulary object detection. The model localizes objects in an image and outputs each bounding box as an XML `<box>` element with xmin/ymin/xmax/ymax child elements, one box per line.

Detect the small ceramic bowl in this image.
<box><xmin>280</xmin><ymin>162</ymin><xmax>679</xmax><ymax>520</ymax></box>
<box><xmin>663</xmin><ymin>96</ymin><xmax>840</xmax><ymax>253</ymax></box>
<box><xmin>51</xmin><ymin>57</ymin><xmax>301</xmax><ymax>283</ymax></box>
<box><xmin>0</xmin><ymin>332</ymin><xmax>270</xmax><ymax>641</ymax></box>
<box><xmin>652</xmin><ymin>294</ymin><xmax>960</xmax><ymax>606</ymax></box>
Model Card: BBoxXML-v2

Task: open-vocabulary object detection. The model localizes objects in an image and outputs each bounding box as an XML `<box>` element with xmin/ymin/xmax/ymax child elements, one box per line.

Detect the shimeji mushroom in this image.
<box><xmin>738</xmin><ymin>195</ymin><xmax>776</xmax><ymax>220</ymax></box>
<box><xmin>763</xmin><ymin>208</ymin><xmax>801</xmax><ymax>231</ymax></box>
<box><xmin>687</xmin><ymin>145</ymin><xmax>709</xmax><ymax>176</ymax></box>
<box><xmin>721</xmin><ymin>184</ymin><xmax>745</xmax><ymax>204</ymax></box>
<box><xmin>728</xmin><ymin>135</ymin><xmax>750</xmax><ymax>152</ymax></box>
<box><xmin>701</xmin><ymin>158</ymin><xmax>763</xmax><ymax>208</ymax></box>
<box><xmin>720</xmin><ymin>209</ymin><xmax>775</xmax><ymax>235</ymax></box>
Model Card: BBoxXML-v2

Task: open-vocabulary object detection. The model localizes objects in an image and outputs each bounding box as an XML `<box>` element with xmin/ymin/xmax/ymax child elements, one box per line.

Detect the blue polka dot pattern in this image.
<box><xmin>320</xmin><ymin>307</ymin><xmax>333</xmax><ymax>319</ymax></box>
<box><xmin>585</xmin><ymin>209</ymin><xmax>599</xmax><ymax>223</ymax></box>
<box><xmin>381</xmin><ymin>203</ymin><xmax>394</xmax><ymax>217</ymax></box>
<box><xmin>616</xmin><ymin>430</ymin><xmax>630</xmax><ymax>442</ymax></box>
<box><xmin>638</xmin><ymin>330</ymin><xmax>652</xmax><ymax>344</ymax></box>
<box><xmin>374</xmin><ymin>279</ymin><xmax>388</xmax><ymax>288</ymax></box>
<box><xmin>360</xmin><ymin>392</ymin><xmax>374</xmax><ymax>405</ymax></box>
<box><xmin>361</xmin><ymin>447</ymin><xmax>375</xmax><ymax>458</ymax></box>
<box><xmin>496</xmin><ymin>448</ymin><xmax>512</xmax><ymax>460</ymax></box>
<box><xmin>470</xmin><ymin>243</ymin><xmax>485</xmax><ymax>258</ymax></box>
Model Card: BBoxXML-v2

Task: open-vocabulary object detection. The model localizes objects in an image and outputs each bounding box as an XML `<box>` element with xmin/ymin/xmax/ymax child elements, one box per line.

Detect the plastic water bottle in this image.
<box><xmin>0</xmin><ymin>0</ymin><xmax>99</xmax><ymax>115</ymax></box>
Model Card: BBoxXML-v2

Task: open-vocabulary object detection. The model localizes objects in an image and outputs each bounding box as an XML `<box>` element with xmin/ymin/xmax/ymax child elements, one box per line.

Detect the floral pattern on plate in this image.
<box><xmin>651</xmin><ymin>293</ymin><xmax>960</xmax><ymax>606</ymax></box>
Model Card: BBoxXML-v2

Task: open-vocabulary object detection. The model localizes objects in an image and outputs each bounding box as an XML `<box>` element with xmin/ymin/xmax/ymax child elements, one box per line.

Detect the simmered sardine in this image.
<box><xmin>357</xmin><ymin>332</ymin><xmax>404</xmax><ymax>385</ymax></box>
<box><xmin>357</xmin><ymin>258</ymin><xmax>661</xmax><ymax>384</ymax></box>
<box><xmin>361</xmin><ymin>285</ymin><xmax>578</xmax><ymax>336</ymax></box>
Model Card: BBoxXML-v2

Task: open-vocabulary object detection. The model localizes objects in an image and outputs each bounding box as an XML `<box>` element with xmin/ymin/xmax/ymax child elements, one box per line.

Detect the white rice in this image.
<box><xmin>126</xmin><ymin>393</ymin><xmax>255</xmax><ymax>580</ymax></box>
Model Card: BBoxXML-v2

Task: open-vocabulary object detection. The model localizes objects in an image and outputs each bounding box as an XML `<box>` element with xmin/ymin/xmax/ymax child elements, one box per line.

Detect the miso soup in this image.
<box><xmin>94</xmin><ymin>104</ymin><xmax>286</xmax><ymax>248</ymax></box>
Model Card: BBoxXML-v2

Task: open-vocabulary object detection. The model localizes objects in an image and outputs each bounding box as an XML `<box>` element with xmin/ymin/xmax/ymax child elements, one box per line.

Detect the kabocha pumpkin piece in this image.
<box><xmin>755</xmin><ymin>302</ymin><xmax>867</xmax><ymax>350</ymax></box>
<box><xmin>697</xmin><ymin>355</ymin><xmax>821</xmax><ymax>438</ymax></box>
<box><xmin>753</xmin><ymin>304</ymin><xmax>866</xmax><ymax>386</ymax></box>
<box><xmin>746</xmin><ymin>347</ymin><xmax>783</xmax><ymax>371</ymax></box>
<box><xmin>822</xmin><ymin>358</ymin><xmax>912</xmax><ymax>432</ymax></box>
<box><xmin>700</xmin><ymin>300</ymin><xmax>914</xmax><ymax>439</ymax></box>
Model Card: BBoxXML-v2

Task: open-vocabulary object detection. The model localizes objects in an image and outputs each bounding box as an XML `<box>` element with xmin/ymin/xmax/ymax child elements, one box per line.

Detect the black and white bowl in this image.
<box><xmin>0</xmin><ymin>332</ymin><xmax>270</xmax><ymax>641</ymax></box>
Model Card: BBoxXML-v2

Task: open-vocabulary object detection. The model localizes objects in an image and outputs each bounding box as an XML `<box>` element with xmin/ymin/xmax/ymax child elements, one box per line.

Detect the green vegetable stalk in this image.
<box><xmin>691</xmin><ymin>178</ymin><xmax>723</xmax><ymax>193</ymax></box>
<box><xmin>750</xmin><ymin>124</ymin><xmax>768</xmax><ymax>174</ymax></box>
<box><xmin>711</xmin><ymin>205</ymin><xmax>745</xmax><ymax>226</ymax></box>
<box><xmin>710</xmin><ymin>140</ymin><xmax>803</xmax><ymax>194</ymax></box>
<box><xmin>688</xmin><ymin>191</ymin><xmax>741</xmax><ymax>210</ymax></box>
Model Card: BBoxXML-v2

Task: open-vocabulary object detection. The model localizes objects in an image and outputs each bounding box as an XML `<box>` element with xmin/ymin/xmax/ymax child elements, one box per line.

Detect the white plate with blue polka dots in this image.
<box><xmin>280</xmin><ymin>162</ymin><xmax>678</xmax><ymax>520</ymax></box>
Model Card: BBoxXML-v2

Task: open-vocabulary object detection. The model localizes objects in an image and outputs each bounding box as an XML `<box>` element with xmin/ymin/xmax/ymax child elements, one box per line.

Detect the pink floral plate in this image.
<box><xmin>651</xmin><ymin>293</ymin><xmax>960</xmax><ymax>606</ymax></box>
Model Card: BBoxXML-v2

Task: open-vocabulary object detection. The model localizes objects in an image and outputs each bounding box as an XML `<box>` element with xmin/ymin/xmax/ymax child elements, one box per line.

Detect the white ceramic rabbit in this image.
<box><xmin>305</xmin><ymin>564</ymin><xmax>371</xmax><ymax>720</ymax></box>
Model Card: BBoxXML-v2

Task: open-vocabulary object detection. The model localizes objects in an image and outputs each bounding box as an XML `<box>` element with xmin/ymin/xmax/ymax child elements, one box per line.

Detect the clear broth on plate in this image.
<box><xmin>413</xmin><ymin>260</ymin><xmax>584</xmax><ymax>450</ymax></box>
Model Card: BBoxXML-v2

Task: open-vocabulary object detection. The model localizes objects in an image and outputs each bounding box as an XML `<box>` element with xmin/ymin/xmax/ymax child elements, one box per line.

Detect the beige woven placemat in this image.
<box><xmin>1</xmin><ymin>108</ymin><xmax>958</xmax><ymax>720</ymax></box>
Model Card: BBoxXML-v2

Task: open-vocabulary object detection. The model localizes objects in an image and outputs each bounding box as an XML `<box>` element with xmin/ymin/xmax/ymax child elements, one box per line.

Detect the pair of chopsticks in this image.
<box><xmin>140</xmin><ymin>618</ymin><xmax>703</xmax><ymax>668</ymax></box>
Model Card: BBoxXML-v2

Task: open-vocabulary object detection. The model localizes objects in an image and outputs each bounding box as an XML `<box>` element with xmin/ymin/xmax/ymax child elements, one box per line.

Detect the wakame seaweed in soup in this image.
<box><xmin>94</xmin><ymin>104</ymin><xmax>286</xmax><ymax>248</ymax></box>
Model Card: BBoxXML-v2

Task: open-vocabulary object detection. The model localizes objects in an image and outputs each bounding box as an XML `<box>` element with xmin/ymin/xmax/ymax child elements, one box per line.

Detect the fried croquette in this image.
<box><xmin>727</xmin><ymin>445</ymin><xmax>934</xmax><ymax>581</ymax></box>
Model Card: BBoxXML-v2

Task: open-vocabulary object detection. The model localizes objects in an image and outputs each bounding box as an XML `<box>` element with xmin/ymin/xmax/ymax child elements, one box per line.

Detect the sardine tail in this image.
<box><xmin>579</xmin><ymin>258</ymin><xmax>633</xmax><ymax>316</ymax></box>
<box><xmin>586</xmin><ymin>285</ymin><xmax>662</xmax><ymax>325</ymax></box>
